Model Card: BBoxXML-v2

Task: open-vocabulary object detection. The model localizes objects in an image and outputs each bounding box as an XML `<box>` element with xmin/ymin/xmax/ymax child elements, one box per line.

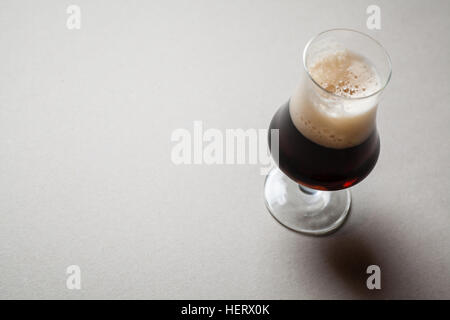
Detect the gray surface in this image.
<box><xmin>1</xmin><ymin>0</ymin><xmax>449</xmax><ymax>299</ymax></box>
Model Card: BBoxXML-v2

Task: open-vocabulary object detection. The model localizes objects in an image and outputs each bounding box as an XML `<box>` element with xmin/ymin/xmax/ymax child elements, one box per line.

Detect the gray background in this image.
<box><xmin>1</xmin><ymin>0</ymin><xmax>449</xmax><ymax>299</ymax></box>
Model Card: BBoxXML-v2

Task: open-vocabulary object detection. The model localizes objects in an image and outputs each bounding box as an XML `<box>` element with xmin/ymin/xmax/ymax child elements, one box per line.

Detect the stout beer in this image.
<box><xmin>269</xmin><ymin>49</ymin><xmax>381</xmax><ymax>190</ymax></box>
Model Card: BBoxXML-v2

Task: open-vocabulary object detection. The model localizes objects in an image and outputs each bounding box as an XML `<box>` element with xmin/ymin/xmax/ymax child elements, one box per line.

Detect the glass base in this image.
<box><xmin>264</xmin><ymin>167</ymin><xmax>351</xmax><ymax>236</ymax></box>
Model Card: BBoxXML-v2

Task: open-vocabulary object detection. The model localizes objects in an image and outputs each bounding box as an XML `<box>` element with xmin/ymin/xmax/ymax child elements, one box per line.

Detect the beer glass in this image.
<box><xmin>264</xmin><ymin>29</ymin><xmax>391</xmax><ymax>235</ymax></box>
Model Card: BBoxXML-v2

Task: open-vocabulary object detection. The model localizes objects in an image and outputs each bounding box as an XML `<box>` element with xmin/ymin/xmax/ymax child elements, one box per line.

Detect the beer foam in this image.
<box><xmin>290</xmin><ymin>49</ymin><xmax>382</xmax><ymax>149</ymax></box>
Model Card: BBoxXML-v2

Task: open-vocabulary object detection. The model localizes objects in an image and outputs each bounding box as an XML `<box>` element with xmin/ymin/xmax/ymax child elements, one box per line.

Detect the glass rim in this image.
<box><xmin>302</xmin><ymin>28</ymin><xmax>392</xmax><ymax>101</ymax></box>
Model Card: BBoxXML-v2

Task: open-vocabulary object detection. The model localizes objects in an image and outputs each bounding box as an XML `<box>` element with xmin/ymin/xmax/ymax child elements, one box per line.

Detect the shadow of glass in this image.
<box><xmin>318</xmin><ymin>233</ymin><xmax>387</xmax><ymax>299</ymax></box>
<box><xmin>275</xmin><ymin>206</ymin><xmax>442</xmax><ymax>299</ymax></box>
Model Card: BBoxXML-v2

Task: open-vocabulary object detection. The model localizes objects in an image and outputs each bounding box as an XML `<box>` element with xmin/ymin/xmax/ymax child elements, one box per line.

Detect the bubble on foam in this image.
<box><xmin>309</xmin><ymin>49</ymin><xmax>381</xmax><ymax>98</ymax></box>
<box><xmin>289</xmin><ymin>48</ymin><xmax>381</xmax><ymax>149</ymax></box>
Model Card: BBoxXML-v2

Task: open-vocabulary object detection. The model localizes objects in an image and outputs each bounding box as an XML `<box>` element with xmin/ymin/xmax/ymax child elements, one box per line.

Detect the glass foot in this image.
<box><xmin>264</xmin><ymin>167</ymin><xmax>351</xmax><ymax>235</ymax></box>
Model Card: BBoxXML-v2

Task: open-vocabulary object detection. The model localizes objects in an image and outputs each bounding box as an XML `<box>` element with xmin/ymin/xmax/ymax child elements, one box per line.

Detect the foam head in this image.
<box><xmin>309</xmin><ymin>49</ymin><xmax>381</xmax><ymax>98</ymax></box>
<box><xmin>290</xmin><ymin>45</ymin><xmax>382</xmax><ymax>149</ymax></box>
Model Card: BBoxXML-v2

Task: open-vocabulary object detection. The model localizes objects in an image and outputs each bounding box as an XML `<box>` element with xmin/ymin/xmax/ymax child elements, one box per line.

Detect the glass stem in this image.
<box><xmin>299</xmin><ymin>185</ymin><xmax>318</xmax><ymax>195</ymax></box>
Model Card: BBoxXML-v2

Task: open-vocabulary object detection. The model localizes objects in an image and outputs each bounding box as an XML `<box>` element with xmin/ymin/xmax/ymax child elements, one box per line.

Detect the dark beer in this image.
<box><xmin>269</xmin><ymin>102</ymin><xmax>380</xmax><ymax>191</ymax></box>
<box><xmin>263</xmin><ymin>29</ymin><xmax>391</xmax><ymax>235</ymax></box>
